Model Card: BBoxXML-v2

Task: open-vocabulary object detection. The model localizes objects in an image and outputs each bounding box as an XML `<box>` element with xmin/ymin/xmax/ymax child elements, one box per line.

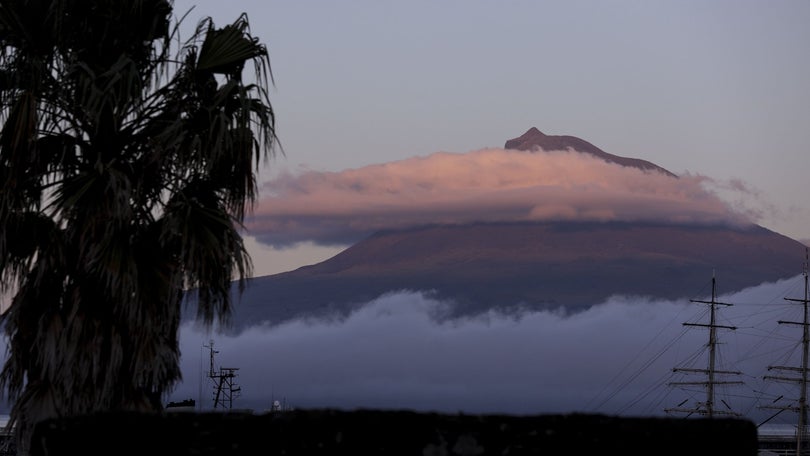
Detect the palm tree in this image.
<box><xmin>0</xmin><ymin>0</ymin><xmax>278</xmax><ymax>452</ymax></box>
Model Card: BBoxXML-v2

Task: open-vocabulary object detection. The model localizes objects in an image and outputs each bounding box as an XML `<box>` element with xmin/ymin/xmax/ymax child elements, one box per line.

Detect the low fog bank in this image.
<box><xmin>172</xmin><ymin>273</ymin><xmax>810</xmax><ymax>425</ymax></box>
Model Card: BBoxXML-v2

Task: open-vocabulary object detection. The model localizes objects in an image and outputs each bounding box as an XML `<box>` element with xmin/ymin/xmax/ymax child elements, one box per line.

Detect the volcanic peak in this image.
<box><xmin>505</xmin><ymin>127</ymin><xmax>677</xmax><ymax>177</ymax></box>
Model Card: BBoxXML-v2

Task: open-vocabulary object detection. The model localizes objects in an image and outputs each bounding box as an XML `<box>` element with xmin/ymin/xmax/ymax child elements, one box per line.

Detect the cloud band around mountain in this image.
<box><xmin>246</xmin><ymin>148</ymin><xmax>754</xmax><ymax>248</ymax></box>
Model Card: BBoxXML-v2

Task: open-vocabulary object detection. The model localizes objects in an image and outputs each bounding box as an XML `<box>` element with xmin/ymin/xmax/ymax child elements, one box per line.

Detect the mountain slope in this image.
<box><xmin>220</xmin><ymin>221</ymin><xmax>806</xmax><ymax>332</ymax></box>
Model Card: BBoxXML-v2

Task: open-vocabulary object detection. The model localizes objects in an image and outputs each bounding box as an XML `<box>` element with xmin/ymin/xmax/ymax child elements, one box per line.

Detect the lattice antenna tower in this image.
<box><xmin>204</xmin><ymin>339</ymin><xmax>241</xmax><ymax>409</ymax></box>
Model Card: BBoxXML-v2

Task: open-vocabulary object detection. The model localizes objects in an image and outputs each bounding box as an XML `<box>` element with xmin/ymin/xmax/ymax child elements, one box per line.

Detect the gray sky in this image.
<box><xmin>172</xmin><ymin>0</ymin><xmax>810</xmax><ymax>276</ymax></box>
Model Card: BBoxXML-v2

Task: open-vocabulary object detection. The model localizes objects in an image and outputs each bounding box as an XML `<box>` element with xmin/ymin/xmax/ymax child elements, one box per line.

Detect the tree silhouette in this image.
<box><xmin>0</xmin><ymin>1</ymin><xmax>278</xmax><ymax>452</ymax></box>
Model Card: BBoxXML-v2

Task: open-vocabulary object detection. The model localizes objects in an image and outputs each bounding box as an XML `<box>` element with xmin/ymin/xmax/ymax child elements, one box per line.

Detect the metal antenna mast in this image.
<box><xmin>203</xmin><ymin>339</ymin><xmax>241</xmax><ymax>409</ymax></box>
<box><xmin>666</xmin><ymin>274</ymin><xmax>743</xmax><ymax>418</ymax></box>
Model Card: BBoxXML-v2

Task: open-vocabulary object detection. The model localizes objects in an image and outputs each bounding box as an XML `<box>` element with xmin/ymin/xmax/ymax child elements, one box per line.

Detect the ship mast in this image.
<box><xmin>762</xmin><ymin>248</ymin><xmax>810</xmax><ymax>455</ymax></box>
<box><xmin>666</xmin><ymin>273</ymin><xmax>743</xmax><ymax>417</ymax></box>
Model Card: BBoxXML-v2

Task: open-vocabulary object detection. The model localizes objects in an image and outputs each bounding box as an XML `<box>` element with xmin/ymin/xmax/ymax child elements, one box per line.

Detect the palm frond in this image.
<box><xmin>195</xmin><ymin>13</ymin><xmax>266</xmax><ymax>76</ymax></box>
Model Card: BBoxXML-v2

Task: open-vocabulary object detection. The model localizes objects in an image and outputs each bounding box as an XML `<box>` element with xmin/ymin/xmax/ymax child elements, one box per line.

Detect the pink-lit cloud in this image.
<box><xmin>246</xmin><ymin>148</ymin><xmax>756</xmax><ymax>248</ymax></box>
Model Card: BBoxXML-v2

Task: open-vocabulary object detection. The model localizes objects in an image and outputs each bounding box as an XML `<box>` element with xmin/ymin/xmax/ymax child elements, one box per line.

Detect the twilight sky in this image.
<box><xmin>156</xmin><ymin>1</ymin><xmax>810</xmax><ymax>422</ymax></box>
<box><xmin>171</xmin><ymin>0</ymin><xmax>810</xmax><ymax>277</ymax></box>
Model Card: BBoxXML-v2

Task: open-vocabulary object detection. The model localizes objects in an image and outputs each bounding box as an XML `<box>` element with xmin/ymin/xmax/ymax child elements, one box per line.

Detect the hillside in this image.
<box><xmin>215</xmin><ymin>221</ymin><xmax>806</xmax><ymax>332</ymax></box>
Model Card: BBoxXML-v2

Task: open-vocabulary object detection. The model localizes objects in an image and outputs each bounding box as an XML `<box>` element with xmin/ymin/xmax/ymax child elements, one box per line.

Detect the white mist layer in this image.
<box><xmin>174</xmin><ymin>273</ymin><xmax>809</xmax><ymax>426</ymax></box>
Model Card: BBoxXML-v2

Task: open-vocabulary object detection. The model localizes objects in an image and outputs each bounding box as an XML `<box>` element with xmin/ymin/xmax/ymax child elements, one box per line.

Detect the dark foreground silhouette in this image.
<box><xmin>30</xmin><ymin>409</ymin><xmax>758</xmax><ymax>456</ymax></box>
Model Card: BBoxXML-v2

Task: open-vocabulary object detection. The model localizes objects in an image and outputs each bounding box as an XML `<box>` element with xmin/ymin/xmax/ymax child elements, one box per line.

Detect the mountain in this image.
<box><xmin>217</xmin><ymin>221</ymin><xmax>805</xmax><ymax>332</ymax></box>
<box><xmin>193</xmin><ymin>129</ymin><xmax>808</xmax><ymax>333</ymax></box>
<box><xmin>505</xmin><ymin>127</ymin><xmax>677</xmax><ymax>177</ymax></box>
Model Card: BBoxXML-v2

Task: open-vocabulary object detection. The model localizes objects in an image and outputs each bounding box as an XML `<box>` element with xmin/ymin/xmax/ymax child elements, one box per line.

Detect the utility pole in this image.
<box><xmin>666</xmin><ymin>274</ymin><xmax>743</xmax><ymax>417</ymax></box>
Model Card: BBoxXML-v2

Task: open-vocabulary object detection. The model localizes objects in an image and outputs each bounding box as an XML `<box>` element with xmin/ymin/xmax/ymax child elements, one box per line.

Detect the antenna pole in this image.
<box><xmin>203</xmin><ymin>339</ymin><xmax>217</xmax><ymax>377</ymax></box>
